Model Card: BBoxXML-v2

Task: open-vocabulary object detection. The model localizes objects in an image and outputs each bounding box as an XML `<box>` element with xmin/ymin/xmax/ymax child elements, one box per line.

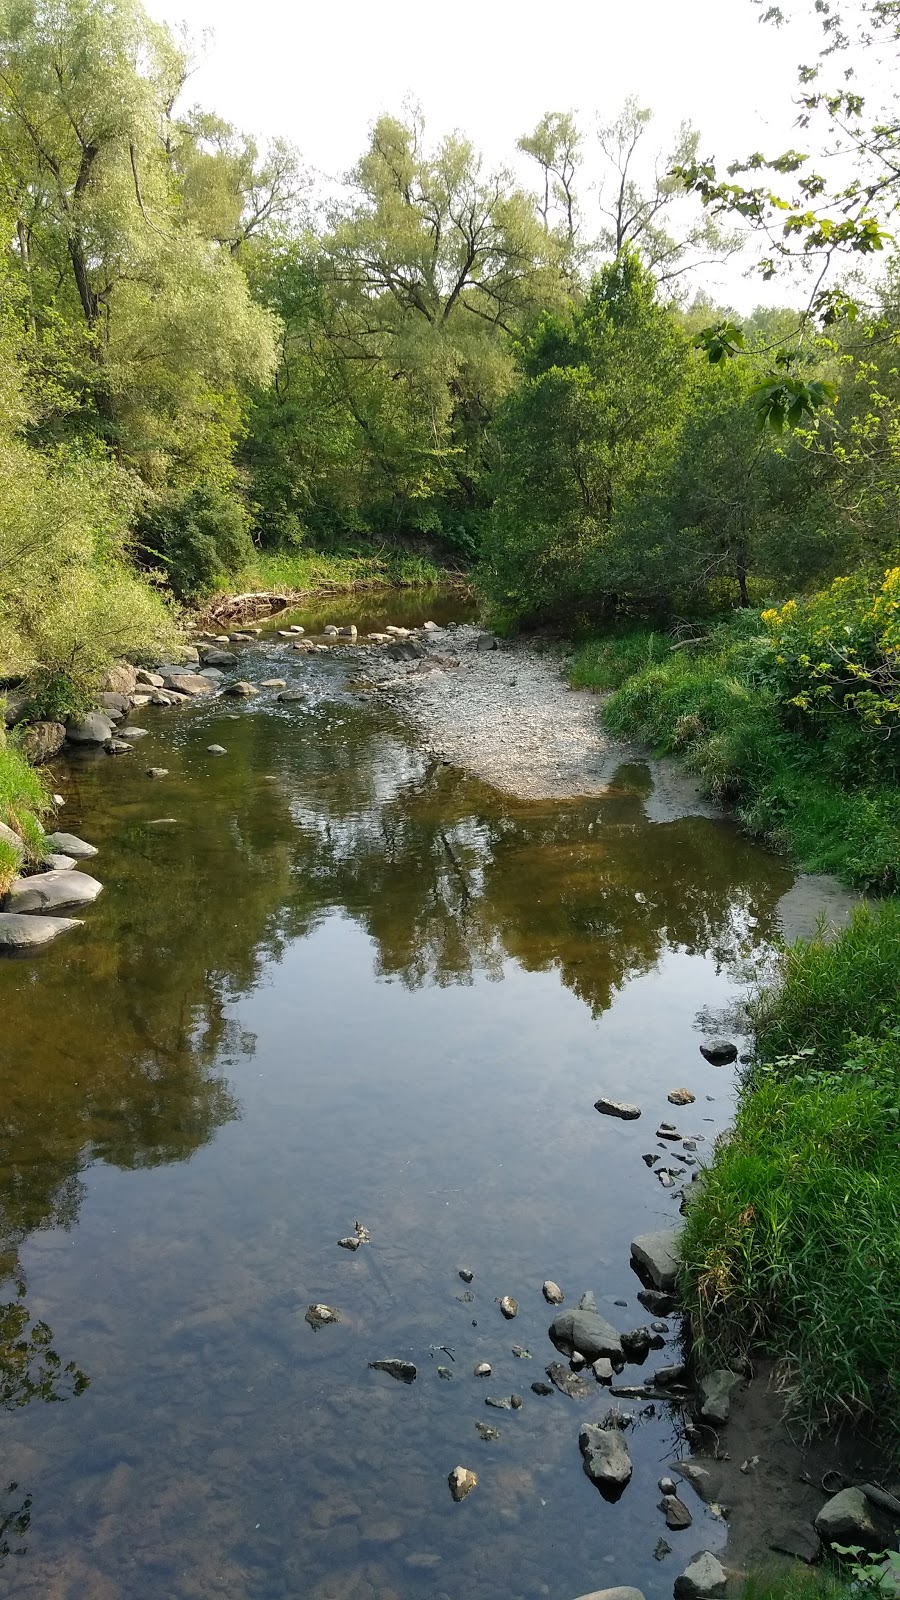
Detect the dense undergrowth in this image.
<box><xmin>571</xmin><ymin>574</ymin><xmax>900</xmax><ymax>892</ymax></box>
<box><xmin>679</xmin><ymin>902</ymin><xmax>900</xmax><ymax>1451</ymax></box>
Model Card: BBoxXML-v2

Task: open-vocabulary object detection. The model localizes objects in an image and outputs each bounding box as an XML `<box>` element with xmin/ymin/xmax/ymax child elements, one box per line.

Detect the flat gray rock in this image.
<box><xmin>546</xmin><ymin>1362</ymin><xmax>593</xmax><ymax>1399</ymax></box>
<box><xmin>595</xmin><ymin>1097</ymin><xmax>641</xmax><ymax>1120</ymax></box>
<box><xmin>278</xmin><ymin>689</ymin><xmax>309</xmax><ymax>702</ymax></box>
<box><xmin>45</xmin><ymin>832</ymin><xmax>97</xmax><ymax>859</ymax></box>
<box><xmin>699</xmin><ymin>1038</ymin><xmax>738</xmax><ymax>1065</ymax></box>
<box><xmin>198</xmin><ymin>649</ymin><xmax>237</xmax><ymax>666</ymax></box>
<box><xmin>0</xmin><ymin>820</ymin><xmax>24</xmax><ymax>859</ymax></box>
<box><xmin>578</xmin><ymin>1425</ymin><xmax>633</xmax><ymax>1493</ymax></box>
<box><xmin>550</xmin><ymin>1307</ymin><xmax>623</xmax><ymax>1361</ymax></box>
<box><xmin>0</xmin><ymin>912</ymin><xmax>83</xmax><ymax>949</ymax></box>
<box><xmin>4</xmin><ymin>870</ymin><xmax>102</xmax><ymax>914</ymax></box>
<box><xmin>161</xmin><ymin>673</ymin><xmax>217</xmax><ymax>697</ymax></box>
<box><xmin>113</xmin><ymin>726</ymin><xmax>149</xmax><ymax>741</ymax></box>
<box><xmin>631</xmin><ymin>1230</ymin><xmax>681</xmax><ymax>1291</ymax></box>
<box><xmin>674</xmin><ymin>1552</ymin><xmax>727</xmax><ymax>1600</ymax></box>
<box><xmin>44</xmin><ymin>854</ymin><xmax>76</xmax><ymax>869</ymax></box>
<box><xmin>570</xmin><ymin>1590</ymin><xmax>645</xmax><ymax>1600</ymax></box>
<box><xmin>66</xmin><ymin>712</ymin><xmax>114</xmax><ymax>744</ymax></box>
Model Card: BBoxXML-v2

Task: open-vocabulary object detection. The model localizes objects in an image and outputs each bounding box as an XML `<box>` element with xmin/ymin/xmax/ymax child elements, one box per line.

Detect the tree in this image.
<box><xmin>518</xmin><ymin>111</ymin><xmax>582</xmax><ymax>244</ymax></box>
<box><xmin>481</xmin><ymin>250</ymin><xmax>691</xmax><ymax>622</ymax></box>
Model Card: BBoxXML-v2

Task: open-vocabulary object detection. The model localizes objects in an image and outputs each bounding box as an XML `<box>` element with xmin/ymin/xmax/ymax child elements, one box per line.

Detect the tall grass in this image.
<box><xmin>229</xmin><ymin>545</ymin><xmax>459</xmax><ymax>599</ymax></box>
<box><xmin>680</xmin><ymin>904</ymin><xmax>900</xmax><ymax>1451</ymax></box>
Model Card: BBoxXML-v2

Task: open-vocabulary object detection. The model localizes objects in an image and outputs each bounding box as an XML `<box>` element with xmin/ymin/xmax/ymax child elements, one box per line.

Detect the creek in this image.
<box><xmin>0</xmin><ymin>591</ymin><xmax>853</xmax><ymax>1600</ymax></box>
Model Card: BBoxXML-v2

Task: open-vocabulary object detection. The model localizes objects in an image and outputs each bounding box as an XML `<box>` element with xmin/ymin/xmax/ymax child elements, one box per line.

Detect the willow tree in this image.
<box><xmin>0</xmin><ymin>0</ymin><xmax>279</xmax><ymax>486</ymax></box>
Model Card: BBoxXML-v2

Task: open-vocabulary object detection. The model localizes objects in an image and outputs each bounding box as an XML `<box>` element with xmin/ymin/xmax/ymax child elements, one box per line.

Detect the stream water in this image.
<box><xmin>0</xmin><ymin>593</ymin><xmax>851</xmax><ymax>1600</ymax></box>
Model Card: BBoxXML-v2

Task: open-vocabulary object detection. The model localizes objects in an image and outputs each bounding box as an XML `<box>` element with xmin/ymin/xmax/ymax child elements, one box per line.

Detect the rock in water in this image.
<box><xmin>594</xmin><ymin>1096</ymin><xmax>642</xmax><ymax>1120</ymax></box>
<box><xmin>531</xmin><ymin>1381</ymin><xmax>554</xmax><ymax>1396</ymax></box>
<box><xmin>223</xmin><ymin>681</ymin><xmax>258</xmax><ymax>697</ymax></box>
<box><xmin>4</xmin><ymin>870</ymin><xmax>102</xmax><ymax>914</ymax></box>
<box><xmin>261</xmin><ymin>679</ymin><xmax>287</xmax><ymax>689</ymax></box>
<box><xmin>592</xmin><ymin>1358</ymin><xmax>614</xmax><ymax>1384</ymax></box>
<box><xmin>65</xmin><ymin>711</ymin><xmax>114</xmax><ymax>744</ymax></box>
<box><xmin>368</xmin><ymin>1360</ymin><xmax>416</xmax><ymax>1383</ymax></box>
<box><xmin>668</xmin><ymin>1088</ymin><xmax>696</xmax><ymax>1106</ymax></box>
<box><xmin>661</xmin><ymin>1494</ymin><xmax>693</xmax><ymax>1530</ymax></box>
<box><xmin>499</xmin><ymin>1296</ymin><xmax>518</xmax><ymax>1319</ymax></box>
<box><xmin>161</xmin><ymin>673</ymin><xmax>217</xmax><ymax>698</ymax></box>
<box><xmin>698</xmin><ymin>1369</ymin><xmax>742</xmax><ymax>1425</ymax></box>
<box><xmin>104</xmin><ymin>738</ymin><xmax>132</xmax><ymax>755</ymax></box>
<box><xmin>304</xmin><ymin>1304</ymin><xmax>340</xmax><ymax>1330</ymax></box>
<box><xmin>473</xmin><ymin>1362</ymin><xmax>491</xmax><ymax>1377</ymax></box>
<box><xmin>578</xmin><ymin>1425</ymin><xmax>633</xmax><ymax>1494</ymax></box>
<box><xmin>459</xmin><ymin>1268</ymin><xmax>474</xmax><ymax>1283</ymax></box>
<box><xmin>0</xmin><ymin>913</ymin><xmax>82</xmax><ymax>950</ymax></box>
<box><xmin>699</xmin><ymin>1038</ymin><xmax>738</xmax><ymax>1065</ymax></box>
<box><xmin>630</xmin><ymin>1230</ymin><xmax>681</xmax><ymax>1291</ymax></box>
<box><xmin>475</xmin><ymin>1423</ymin><xmax>500</xmax><ymax>1441</ymax></box>
<box><xmin>18</xmin><ymin>721</ymin><xmax>65</xmax><ymax>764</ymax></box>
<box><xmin>448</xmin><ymin>1466</ymin><xmax>477</xmax><ymax>1502</ymax></box>
<box><xmin>484</xmin><ymin>1396</ymin><xmax>513</xmax><ymax>1410</ymax></box>
<box><xmin>549</xmin><ymin>1307</ymin><xmax>623</xmax><ymax>1362</ymax></box>
<box><xmin>569</xmin><ymin>1590</ymin><xmax>646</xmax><ymax>1600</ymax></box>
<box><xmin>207</xmin><ymin>745</ymin><xmax>227</xmax><ymax>755</ymax></box>
<box><xmin>546</xmin><ymin>1362</ymin><xmax>593</xmax><ymax>1400</ymax></box>
<box><xmin>543</xmin><ymin>1280</ymin><xmax>565</xmax><ymax>1304</ymax></box>
<box><xmin>147</xmin><ymin>768</ymin><xmax>169</xmax><ymax>780</ymax></box>
<box><xmin>674</xmin><ymin>1552</ymin><xmax>727</xmax><ymax>1600</ymax></box>
<box><xmin>337</xmin><ymin>1235</ymin><xmax>361</xmax><ymax>1251</ymax></box>
<box><xmin>277</xmin><ymin>690</ymin><xmax>309</xmax><ymax>702</ymax></box>
<box><xmin>638</xmin><ymin>1288</ymin><xmax>676</xmax><ymax>1316</ymax></box>
<box><xmin>814</xmin><ymin>1487</ymin><xmax>879</xmax><ymax>1547</ymax></box>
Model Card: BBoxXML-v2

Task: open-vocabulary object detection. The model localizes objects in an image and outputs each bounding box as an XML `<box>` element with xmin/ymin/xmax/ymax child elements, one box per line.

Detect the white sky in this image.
<box><xmin>145</xmin><ymin>0</ymin><xmax>831</xmax><ymax>309</ymax></box>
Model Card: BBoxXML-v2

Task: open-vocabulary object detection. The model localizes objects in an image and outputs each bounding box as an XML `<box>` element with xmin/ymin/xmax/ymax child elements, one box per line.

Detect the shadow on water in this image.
<box><xmin>0</xmin><ymin>597</ymin><xmax>830</xmax><ymax>1599</ymax></box>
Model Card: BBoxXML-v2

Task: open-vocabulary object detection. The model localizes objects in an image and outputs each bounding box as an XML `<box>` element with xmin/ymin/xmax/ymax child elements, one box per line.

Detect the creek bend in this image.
<box><xmin>0</xmin><ymin>593</ymin><xmax>852</xmax><ymax>1600</ymax></box>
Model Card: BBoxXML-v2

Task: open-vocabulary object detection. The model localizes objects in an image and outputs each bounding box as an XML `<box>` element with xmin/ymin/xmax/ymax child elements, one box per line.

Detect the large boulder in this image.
<box><xmin>4</xmin><ymin>869</ymin><xmax>102</xmax><ymax>914</ymax></box>
<box><xmin>578</xmin><ymin>1425</ymin><xmax>633</xmax><ymax>1494</ymax></box>
<box><xmin>135</xmin><ymin>669</ymin><xmax>164</xmax><ymax>688</ymax></box>
<box><xmin>815</xmin><ymin>1487</ymin><xmax>880</xmax><ymax>1548</ymax></box>
<box><xmin>161</xmin><ymin>673</ymin><xmax>217</xmax><ymax>698</ymax></box>
<box><xmin>16</xmin><ymin>721</ymin><xmax>66</xmax><ymax>764</ymax></box>
<box><xmin>2</xmin><ymin>690</ymin><xmax>29</xmax><ymax>727</ymax></box>
<box><xmin>674</xmin><ymin>1552</ymin><xmax>727</xmax><ymax>1600</ymax></box>
<box><xmin>631</xmin><ymin>1230</ymin><xmax>681</xmax><ymax>1291</ymax></box>
<box><xmin>96</xmin><ymin>692</ymin><xmax>131</xmax><ymax>716</ymax></box>
<box><xmin>44</xmin><ymin>832</ymin><xmax>98</xmax><ymax>859</ymax></box>
<box><xmin>0</xmin><ymin>912</ymin><xmax>83</xmax><ymax>949</ymax></box>
<box><xmin>198</xmin><ymin>649</ymin><xmax>237</xmax><ymax>667</ymax></box>
<box><xmin>100</xmin><ymin>662</ymin><xmax>138</xmax><ymax>696</ymax></box>
<box><xmin>65</xmin><ymin>712</ymin><xmax>114</xmax><ymax>744</ymax></box>
<box><xmin>549</xmin><ymin>1306</ymin><xmax>623</xmax><ymax>1361</ymax></box>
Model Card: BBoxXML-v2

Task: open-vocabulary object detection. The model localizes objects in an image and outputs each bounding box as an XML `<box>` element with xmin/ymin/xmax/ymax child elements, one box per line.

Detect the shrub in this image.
<box><xmin>136</xmin><ymin>485</ymin><xmax>256</xmax><ymax>601</ymax></box>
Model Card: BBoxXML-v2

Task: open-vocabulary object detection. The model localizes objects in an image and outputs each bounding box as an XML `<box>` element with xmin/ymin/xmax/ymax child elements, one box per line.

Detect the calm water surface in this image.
<box><xmin>0</xmin><ymin>594</ymin><xmax>814</xmax><ymax>1600</ymax></box>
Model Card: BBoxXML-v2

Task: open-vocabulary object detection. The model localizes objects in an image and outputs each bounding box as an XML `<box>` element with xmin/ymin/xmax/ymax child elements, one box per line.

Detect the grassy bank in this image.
<box><xmin>679</xmin><ymin>901</ymin><xmax>900</xmax><ymax>1451</ymax></box>
<box><xmin>0</xmin><ymin>734</ymin><xmax>50</xmax><ymax>894</ymax></box>
<box><xmin>571</xmin><ymin>608</ymin><xmax>900</xmax><ymax>892</ymax></box>
<box><xmin>227</xmin><ymin>545</ymin><xmax>466</xmax><ymax>601</ymax></box>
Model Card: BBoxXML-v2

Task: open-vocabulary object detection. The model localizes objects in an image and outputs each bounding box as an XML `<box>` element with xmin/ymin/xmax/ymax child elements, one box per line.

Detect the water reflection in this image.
<box><xmin>0</xmin><ymin>612</ymin><xmax>802</xmax><ymax>1599</ymax></box>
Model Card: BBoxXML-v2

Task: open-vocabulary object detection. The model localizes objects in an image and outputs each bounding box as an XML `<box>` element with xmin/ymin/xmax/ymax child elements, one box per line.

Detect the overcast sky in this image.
<box><xmin>145</xmin><ymin>0</ymin><xmax>829</xmax><ymax>308</ymax></box>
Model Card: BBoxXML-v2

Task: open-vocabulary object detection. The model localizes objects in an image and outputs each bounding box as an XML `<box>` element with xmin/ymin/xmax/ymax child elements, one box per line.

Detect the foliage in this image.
<box><xmin>680</xmin><ymin>904</ymin><xmax>900</xmax><ymax>1448</ymax></box>
<box><xmin>0</xmin><ymin>735</ymin><xmax>50</xmax><ymax>892</ymax></box>
<box><xmin>135</xmin><ymin>485</ymin><xmax>255</xmax><ymax>601</ymax></box>
<box><xmin>761</xmin><ymin>568</ymin><xmax>900</xmax><ymax>749</ymax></box>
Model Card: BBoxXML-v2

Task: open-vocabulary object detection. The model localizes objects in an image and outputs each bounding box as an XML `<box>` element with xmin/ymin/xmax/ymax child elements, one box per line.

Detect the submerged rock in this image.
<box><xmin>674</xmin><ymin>1552</ymin><xmax>727</xmax><ymax>1600</ymax></box>
<box><xmin>630</xmin><ymin>1230</ymin><xmax>681</xmax><ymax>1292</ymax></box>
<box><xmin>475</xmin><ymin>1422</ymin><xmax>500</xmax><ymax>1441</ymax></box>
<box><xmin>277</xmin><ymin>690</ymin><xmax>309</xmax><ymax>702</ymax></box>
<box><xmin>261</xmin><ymin>679</ymin><xmax>287</xmax><ymax>689</ymax></box>
<box><xmin>578</xmin><ymin>1424</ymin><xmax>633</xmax><ymax>1494</ymax></box>
<box><xmin>207</xmin><ymin>745</ymin><xmax>227</xmax><ymax>755</ymax></box>
<box><xmin>549</xmin><ymin>1306</ymin><xmax>623</xmax><ymax>1362</ymax></box>
<box><xmin>484</xmin><ymin>1395</ymin><xmax>513</xmax><ymax>1410</ymax></box>
<box><xmin>0</xmin><ymin>912</ymin><xmax>83</xmax><ymax>949</ymax></box>
<box><xmin>531</xmin><ymin>1380</ymin><xmax>554</xmax><ymax>1396</ymax></box>
<box><xmin>699</xmin><ymin>1038</ymin><xmax>738</xmax><ymax>1065</ymax></box>
<box><xmin>661</xmin><ymin>1493</ymin><xmax>693</xmax><ymax>1530</ymax></box>
<box><xmin>448</xmin><ymin>1466</ymin><xmax>477</xmax><ymax>1502</ymax></box>
<box><xmin>594</xmin><ymin>1096</ymin><xmax>642</xmax><ymax>1120</ymax></box>
<box><xmin>546</xmin><ymin>1362</ymin><xmax>593</xmax><ymax>1400</ymax></box>
<box><xmin>147</xmin><ymin>768</ymin><xmax>169</xmax><ymax>779</ymax></box>
<box><xmin>368</xmin><ymin>1359</ymin><xmax>416</xmax><ymax>1383</ymax></box>
<box><xmin>543</xmin><ymin>1280</ymin><xmax>565</xmax><ymax>1304</ymax></box>
<box><xmin>104</xmin><ymin>738</ymin><xmax>133</xmax><ymax>755</ymax></box>
<box><xmin>337</xmin><ymin>1235</ymin><xmax>361</xmax><ymax>1251</ymax></box>
<box><xmin>304</xmin><ymin>1304</ymin><xmax>340</xmax><ymax>1330</ymax></box>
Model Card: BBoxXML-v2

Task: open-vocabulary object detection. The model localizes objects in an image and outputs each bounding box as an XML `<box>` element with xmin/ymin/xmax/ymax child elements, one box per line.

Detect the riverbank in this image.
<box><xmin>218</xmin><ymin>546</ymin><xmax>468</xmax><ymax>611</ymax></box>
<box><xmin>571</xmin><ymin>619</ymin><xmax>900</xmax><ymax>894</ymax></box>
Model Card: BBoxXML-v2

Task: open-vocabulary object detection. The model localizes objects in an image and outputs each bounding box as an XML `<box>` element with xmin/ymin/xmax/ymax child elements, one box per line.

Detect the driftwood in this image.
<box><xmin>198</xmin><ymin>591</ymin><xmax>290</xmax><ymax>626</ymax></box>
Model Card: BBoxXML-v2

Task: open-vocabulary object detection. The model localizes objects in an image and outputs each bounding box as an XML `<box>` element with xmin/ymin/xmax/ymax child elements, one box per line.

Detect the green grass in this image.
<box><xmin>571</xmin><ymin>622</ymin><xmax>900</xmax><ymax>891</ymax></box>
<box><xmin>738</xmin><ymin>1568</ymin><xmax>854</xmax><ymax>1600</ymax></box>
<box><xmin>224</xmin><ymin>544</ymin><xmax>462</xmax><ymax>602</ymax></box>
<box><xmin>680</xmin><ymin>903</ymin><xmax>900</xmax><ymax>1452</ymax></box>
<box><xmin>0</xmin><ymin>732</ymin><xmax>50</xmax><ymax>893</ymax></box>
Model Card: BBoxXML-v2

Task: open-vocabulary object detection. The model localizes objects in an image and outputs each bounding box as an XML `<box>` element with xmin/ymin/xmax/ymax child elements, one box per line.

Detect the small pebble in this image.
<box><xmin>542</xmin><ymin>1280</ymin><xmax>565</xmax><ymax>1304</ymax></box>
<box><xmin>473</xmin><ymin>1362</ymin><xmax>491</xmax><ymax>1378</ymax></box>
<box><xmin>499</xmin><ymin>1296</ymin><xmax>518</xmax><ymax>1319</ymax></box>
<box><xmin>207</xmin><ymin>744</ymin><xmax>226</xmax><ymax>755</ymax></box>
<box><xmin>459</xmin><ymin>1268</ymin><xmax>474</xmax><ymax>1283</ymax></box>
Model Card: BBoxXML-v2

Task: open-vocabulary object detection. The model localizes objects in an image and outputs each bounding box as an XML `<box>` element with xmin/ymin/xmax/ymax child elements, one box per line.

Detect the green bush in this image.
<box><xmin>0</xmin><ymin>735</ymin><xmax>50</xmax><ymax>893</ymax></box>
<box><xmin>136</xmin><ymin>485</ymin><xmax>256</xmax><ymax>601</ymax></box>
